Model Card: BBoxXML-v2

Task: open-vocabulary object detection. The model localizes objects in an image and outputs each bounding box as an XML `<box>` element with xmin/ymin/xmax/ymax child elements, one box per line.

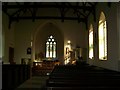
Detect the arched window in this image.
<box><xmin>46</xmin><ymin>35</ymin><xmax>56</xmax><ymax>58</ymax></box>
<box><xmin>89</xmin><ymin>24</ymin><xmax>93</xmax><ymax>59</ymax></box>
<box><xmin>98</xmin><ymin>12</ymin><xmax>107</xmax><ymax>60</ymax></box>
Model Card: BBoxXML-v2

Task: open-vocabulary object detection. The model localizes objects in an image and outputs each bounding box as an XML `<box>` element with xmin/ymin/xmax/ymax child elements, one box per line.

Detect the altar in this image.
<box><xmin>33</xmin><ymin>60</ymin><xmax>59</xmax><ymax>67</ymax></box>
<box><xmin>32</xmin><ymin>59</ymin><xmax>59</xmax><ymax>75</ymax></box>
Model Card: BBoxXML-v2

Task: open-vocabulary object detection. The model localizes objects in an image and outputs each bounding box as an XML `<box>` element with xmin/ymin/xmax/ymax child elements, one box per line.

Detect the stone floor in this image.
<box><xmin>15</xmin><ymin>76</ymin><xmax>49</xmax><ymax>90</ymax></box>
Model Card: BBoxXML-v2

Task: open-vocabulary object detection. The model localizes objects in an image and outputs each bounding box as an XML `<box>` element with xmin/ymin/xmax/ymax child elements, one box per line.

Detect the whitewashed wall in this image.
<box><xmin>2</xmin><ymin>13</ymin><xmax>15</xmax><ymax>64</ymax></box>
<box><xmin>87</xmin><ymin>2</ymin><xmax>119</xmax><ymax>71</ymax></box>
<box><xmin>14</xmin><ymin>19</ymin><xmax>85</xmax><ymax>64</ymax></box>
<box><xmin>117</xmin><ymin>2</ymin><xmax>120</xmax><ymax>71</ymax></box>
<box><xmin>0</xmin><ymin>9</ymin><xmax>2</xmax><ymax>60</ymax></box>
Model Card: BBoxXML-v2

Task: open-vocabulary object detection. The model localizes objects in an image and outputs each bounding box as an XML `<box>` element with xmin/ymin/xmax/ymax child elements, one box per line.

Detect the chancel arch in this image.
<box><xmin>32</xmin><ymin>21</ymin><xmax>64</xmax><ymax>64</ymax></box>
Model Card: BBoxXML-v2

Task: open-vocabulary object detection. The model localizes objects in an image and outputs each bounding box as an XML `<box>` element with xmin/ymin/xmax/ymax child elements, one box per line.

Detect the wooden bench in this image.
<box><xmin>2</xmin><ymin>64</ymin><xmax>31</xmax><ymax>90</ymax></box>
<box><xmin>46</xmin><ymin>65</ymin><xmax>120</xmax><ymax>90</ymax></box>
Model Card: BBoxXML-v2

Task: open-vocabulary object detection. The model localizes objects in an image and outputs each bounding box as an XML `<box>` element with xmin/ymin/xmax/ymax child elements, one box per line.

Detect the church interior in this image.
<box><xmin>1</xmin><ymin>2</ymin><xmax>120</xmax><ymax>90</ymax></box>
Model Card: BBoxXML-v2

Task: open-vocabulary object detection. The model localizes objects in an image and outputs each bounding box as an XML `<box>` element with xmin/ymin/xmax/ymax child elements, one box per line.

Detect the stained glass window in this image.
<box><xmin>98</xmin><ymin>12</ymin><xmax>107</xmax><ymax>60</ymax></box>
<box><xmin>89</xmin><ymin>24</ymin><xmax>93</xmax><ymax>59</ymax></box>
<box><xmin>46</xmin><ymin>35</ymin><xmax>56</xmax><ymax>58</ymax></box>
<box><xmin>46</xmin><ymin>42</ymin><xmax>49</xmax><ymax>58</ymax></box>
<box><xmin>53</xmin><ymin>42</ymin><xmax>56</xmax><ymax>58</ymax></box>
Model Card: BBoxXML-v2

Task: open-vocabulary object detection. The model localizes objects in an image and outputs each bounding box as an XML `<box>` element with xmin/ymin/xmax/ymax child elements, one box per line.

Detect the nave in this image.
<box><xmin>15</xmin><ymin>76</ymin><xmax>48</xmax><ymax>90</ymax></box>
<box><xmin>2</xmin><ymin>2</ymin><xmax>120</xmax><ymax>90</ymax></box>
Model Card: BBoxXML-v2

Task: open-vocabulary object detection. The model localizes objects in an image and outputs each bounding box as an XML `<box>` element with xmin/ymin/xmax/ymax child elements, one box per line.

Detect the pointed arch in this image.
<box><xmin>89</xmin><ymin>24</ymin><xmax>94</xmax><ymax>59</ymax></box>
<box><xmin>98</xmin><ymin>11</ymin><xmax>107</xmax><ymax>60</ymax></box>
<box><xmin>31</xmin><ymin>21</ymin><xmax>64</xmax><ymax>64</ymax></box>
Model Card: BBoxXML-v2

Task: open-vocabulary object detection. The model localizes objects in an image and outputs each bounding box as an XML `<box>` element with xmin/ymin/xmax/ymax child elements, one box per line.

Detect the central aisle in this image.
<box><xmin>15</xmin><ymin>76</ymin><xmax>49</xmax><ymax>90</ymax></box>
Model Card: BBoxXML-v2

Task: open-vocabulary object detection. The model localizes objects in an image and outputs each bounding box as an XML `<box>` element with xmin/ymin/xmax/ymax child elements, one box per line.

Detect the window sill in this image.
<box><xmin>99</xmin><ymin>59</ymin><xmax>107</xmax><ymax>61</ymax></box>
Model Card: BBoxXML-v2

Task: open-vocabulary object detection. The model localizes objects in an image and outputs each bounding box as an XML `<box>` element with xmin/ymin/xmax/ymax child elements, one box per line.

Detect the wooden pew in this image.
<box><xmin>46</xmin><ymin>65</ymin><xmax>120</xmax><ymax>90</ymax></box>
<box><xmin>2</xmin><ymin>64</ymin><xmax>31</xmax><ymax>90</ymax></box>
<box><xmin>47</xmin><ymin>87</ymin><xmax>120</xmax><ymax>90</ymax></box>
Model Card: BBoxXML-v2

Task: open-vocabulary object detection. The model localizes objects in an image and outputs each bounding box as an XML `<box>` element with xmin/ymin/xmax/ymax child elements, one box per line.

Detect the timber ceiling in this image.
<box><xmin>2</xmin><ymin>2</ymin><xmax>111</xmax><ymax>29</ymax></box>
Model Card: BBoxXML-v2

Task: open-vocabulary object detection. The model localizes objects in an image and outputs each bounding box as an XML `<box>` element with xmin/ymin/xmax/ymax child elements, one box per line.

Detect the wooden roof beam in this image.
<box><xmin>2</xmin><ymin>4</ymin><xmax>93</xmax><ymax>11</ymax></box>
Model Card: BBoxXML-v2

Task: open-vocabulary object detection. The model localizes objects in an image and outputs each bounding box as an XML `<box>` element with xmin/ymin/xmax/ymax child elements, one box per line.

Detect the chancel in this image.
<box><xmin>2</xmin><ymin>2</ymin><xmax>120</xmax><ymax>90</ymax></box>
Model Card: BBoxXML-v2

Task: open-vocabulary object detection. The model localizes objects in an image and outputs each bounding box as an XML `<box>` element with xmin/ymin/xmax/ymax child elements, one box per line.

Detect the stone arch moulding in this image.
<box><xmin>31</xmin><ymin>21</ymin><xmax>64</xmax><ymax>65</ymax></box>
